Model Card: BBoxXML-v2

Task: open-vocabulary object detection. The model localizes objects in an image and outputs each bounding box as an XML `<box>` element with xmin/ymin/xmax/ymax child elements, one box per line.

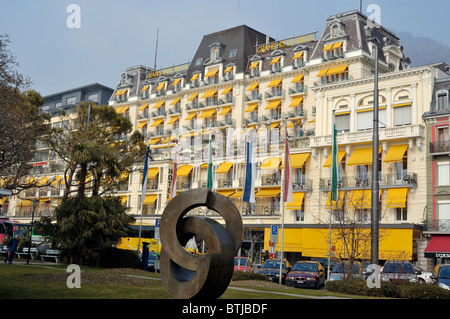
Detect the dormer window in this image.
<box><xmin>323</xmin><ymin>41</ymin><xmax>344</xmax><ymax>61</ymax></box>
<box><xmin>223</xmin><ymin>65</ymin><xmax>234</xmax><ymax>81</ymax></box>
<box><xmin>270</xmin><ymin>56</ymin><xmax>282</xmax><ymax>73</ymax></box>
<box><xmin>437</xmin><ymin>91</ymin><xmax>449</xmax><ymax>111</ymax></box>
<box><xmin>172</xmin><ymin>78</ymin><xmax>182</xmax><ymax>93</ymax></box>
<box><xmin>209</xmin><ymin>43</ymin><xmax>224</xmax><ymax>63</ymax></box>
<box><xmin>141</xmin><ymin>84</ymin><xmax>150</xmax><ymax>99</ymax></box>
<box><xmin>249</xmin><ymin>61</ymin><xmax>260</xmax><ymax>78</ymax></box>
<box><xmin>205</xmin><ymin>67</ymin><xmax>219</xmax><ymax>85</ymax></box>
<box><xmin>190</xmin><ymin>73</ymin><xmax>200</xmax><ymax>88</ymax></box>
<box><xmin>293</xmin><ymin>51</ymin><xmax>305</xmax><ymax>69</ymax></box>
<box><xmin>156</xmin><ymin>81</ymin><xmax>166</xmax><ymax>96</ymax></box>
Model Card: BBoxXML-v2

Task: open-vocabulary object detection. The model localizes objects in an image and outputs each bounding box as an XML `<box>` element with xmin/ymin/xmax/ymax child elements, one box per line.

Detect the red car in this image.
<box><xmin>234</xmin><ymin>257</ymin><xmax>253</xmax><ymax>272</ymax></box>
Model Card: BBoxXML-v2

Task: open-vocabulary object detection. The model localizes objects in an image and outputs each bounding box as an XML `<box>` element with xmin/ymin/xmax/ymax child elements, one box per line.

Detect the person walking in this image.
<box><xmin>4</xmin><ymin>235</ymin><xmax>20</xmax><ymax>264</ymax></box>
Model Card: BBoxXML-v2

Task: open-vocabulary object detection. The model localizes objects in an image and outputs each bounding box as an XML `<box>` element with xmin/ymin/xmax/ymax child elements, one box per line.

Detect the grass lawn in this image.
<box><xmin>0</xmin><ymin>262</ymin><xmax>361</xmax><ymax>300</ymax></box>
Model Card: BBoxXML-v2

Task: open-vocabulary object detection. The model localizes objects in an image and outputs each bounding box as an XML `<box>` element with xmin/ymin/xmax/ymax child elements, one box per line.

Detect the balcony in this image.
<box><xmin>424</xmin><ymin>219</ymin><xmax>450</xmax><ymax>232</ymax></box>
<box><xmin>242</xmin><ymin>204</ymin><xmax>280</xmax><ymax>216</ymax></box>
<box><xmin>319</xmin><ymin>173</ymin><xmax>418</xmax><ymax>190</ymax></box>
<box><xmin>245</xmin><ymin>93</ymin><xmax>262</xmax><ymax>102</ymax></box>
<box><xmin>265</xmin><ymin>89</ymin><xmax>285</xmax><ymax>100</ymax></box>
<box><xmin>288</xmin><ymin>85</ymin><xmax>306</xmax><ymax>95</ymax></box>
<box><xmin>430</xmin><ymin>140</ymin><xmax>450</xmax><ymax>156</ymax></box>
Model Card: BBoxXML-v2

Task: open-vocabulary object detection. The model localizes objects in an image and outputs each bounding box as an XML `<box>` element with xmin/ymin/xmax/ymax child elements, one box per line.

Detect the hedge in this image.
<box><xmin>232</xmin><ymin>271</ymin><xmax>270</xmax><ymax>282</ymax></box>
<box><xmin>326</xmin><ymin>279</ymin><xmax>450</xmax><ymax>299</ymax></box>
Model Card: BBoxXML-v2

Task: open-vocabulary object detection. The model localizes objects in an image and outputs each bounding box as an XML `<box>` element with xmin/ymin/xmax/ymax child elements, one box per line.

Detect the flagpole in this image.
<box><xmin>238</xmin><ymin>126</ymin><xmax>247</xmax><ymax>271</ymax></box>
<box><xmin>328</xmin><ymin>111</ymin><xmax>338</xmax><ymax>280</ymax></box>
<box><xmin>279</xmin><ymin>119</ymin><xmax>288</xmax><ymax>285</ymax></box>
<box><xmin>138</xmin><ymin>145</ymin><xmax>151</xmax><ymax>254</ymax></box>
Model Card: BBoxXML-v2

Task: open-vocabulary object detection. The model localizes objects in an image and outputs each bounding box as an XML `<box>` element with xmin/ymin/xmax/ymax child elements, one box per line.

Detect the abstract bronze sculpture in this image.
<box><xmin>159</xmin><ymin>188</ymin><xmax>244</xmax><ymax>299</ymax></box>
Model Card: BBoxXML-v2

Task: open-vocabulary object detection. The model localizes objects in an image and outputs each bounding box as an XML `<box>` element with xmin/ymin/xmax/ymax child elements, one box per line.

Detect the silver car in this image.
<box><xmin>381</xmin><ymin>261</ymin><xmax>418</xmax><ymax>283</ymax></box>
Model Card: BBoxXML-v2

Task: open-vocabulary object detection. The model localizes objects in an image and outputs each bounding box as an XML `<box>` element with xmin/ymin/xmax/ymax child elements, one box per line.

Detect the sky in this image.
<box><xmin>1</xmin><ymin>0</ymin><xmax>449</xmax><ymax>96</ymax></box>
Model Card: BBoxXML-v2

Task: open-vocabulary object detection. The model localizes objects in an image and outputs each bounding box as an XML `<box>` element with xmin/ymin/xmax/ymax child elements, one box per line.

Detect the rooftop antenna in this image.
<box><xmin>154</xmin><ymin>28</ymin><xmax>159</xmax><ymax>70</ymax></box>
<box><xmin>237</xmin><ymin>0</ymin><xmax>240</xmax><ymax>25</ymax></box>
<box><xmin>360</xmin><ymin>0</ymin><xmax>363</xmax><ymax>13</ymax></box>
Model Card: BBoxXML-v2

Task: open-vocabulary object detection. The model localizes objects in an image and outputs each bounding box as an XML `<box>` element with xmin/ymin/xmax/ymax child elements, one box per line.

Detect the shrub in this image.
<box><xmin>100</xmin><ymin>247</ymin><xmax>141</xmax><ymax>269</ymax></box>
<box><xmin>326</xmin><ymin>279</ymin><xmax>450</xmax><ymax>299</ymax></box>
<box><xmin>232</xmin><ymin>271</ymin><xmax>270</xmax><ymax>282</ymax></box>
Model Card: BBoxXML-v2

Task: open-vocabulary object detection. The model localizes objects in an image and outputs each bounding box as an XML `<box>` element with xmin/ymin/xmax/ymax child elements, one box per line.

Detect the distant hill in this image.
<box><xmin>396</xmin><ymin>31</ymin><xmax>450</xmax><ymax>67</ymax></box>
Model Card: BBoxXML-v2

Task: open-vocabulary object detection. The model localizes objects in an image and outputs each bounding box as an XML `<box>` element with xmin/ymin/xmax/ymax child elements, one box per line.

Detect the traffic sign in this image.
<box><xmin>155</xmin><ymin>219</ymin><xmax>161</xmax><ymax>240</ymax></box>
<box><xmin>270</xmin><ymin>225</ymin><xmax>278</xmax><ymax>244</ymax></box>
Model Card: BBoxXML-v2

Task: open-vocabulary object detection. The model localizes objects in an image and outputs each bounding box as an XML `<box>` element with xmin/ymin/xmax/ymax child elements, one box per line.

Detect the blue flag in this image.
<box><xmin>243</xmin><ymin>140</ymin><xmax>255</xmax><ymax>203</ymax></box>
<box><xmin>140</xmin><ymin>145</ymin><xmax>151</xmax><ymax>209</ymax></box>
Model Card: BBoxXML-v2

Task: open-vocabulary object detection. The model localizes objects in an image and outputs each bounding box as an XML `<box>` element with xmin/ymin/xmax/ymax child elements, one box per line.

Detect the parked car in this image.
<box><xmin>413</xmin><ymin>265</ymin><xmax>433</xmax><ymax>284</ymax></box>
<box><xmin>234</xmin><ymin>257</ymin><xmax>253</xmax><ymax>272</ymax></box>
<box><xmin>381</xmin><ymin>261</ymin><xmax>418</xmax><ymax>283</ymax></box>
<box><xmin>285</xmin><ymin>261</ymin><xmax>325</xmax><ymax>289</ymax></box>
<box><xmin>328</xmin><ymin>261</ymin><xmax>364</xmax><ymax>281</ymax></box>
<box><xmin>312</xmin><ymin>258</ymin><xmax>337</xmax><ymax>278</ymax></box>
<box><xmin>258</xmin><ymin>259</ymin><xmax>292</xmax><ymax>284</ymax></box>
<box><xmin>431</xmin><ymin>264</ymin><xmax>450</xmax><ymax>290</ymax></box>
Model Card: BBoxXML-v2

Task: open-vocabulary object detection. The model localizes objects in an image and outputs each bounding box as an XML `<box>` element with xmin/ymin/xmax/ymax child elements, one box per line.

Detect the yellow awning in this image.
<box><xmin>116</xmin><ymin>106</ymin><xmax>129</xmax><ymax>114</ymax></box>
<box><xmin>119</xmin><ymin>171</ymin><xmax>129</xmax><ymax>181</ymax></box>
<box><xmin>150</xmin><ymin>119</ymin><xmax>164</xmax><ymax>127</ymax></box>
<box><xmin>323</xmin><ymin>151</ymin><xmax>346</xmax><ymax>168</ymax></box>
<box><xmin>37</xmin><ymin>177</ymin><xmax>49</xmax><ymax>186</ymax></box>
<box><xmin>270</xmin><ymin>122</ymin><xmax>280</xmax><ymax>130</ymax></box>
<box><xmin>118</xmin><ymin>196</ymin><xmax>128</xmax><ymax>204</ymax></box>
<box><xmin>392</xmin><ymin>102</ymin><xmax>412</xmax><ymax>108</ymax></box>
<box><xmin>348</xmin><ymin>190</ymin><xmax>372</xmax><ymax>209</ymax></box>
<box><xmin>172</xmin><ymin>78</ymin><xmax>181</xmax><ymax>85</ymax></box>
<box><xmin>167</xmin><ymin>116</ymin><xmax>179</xmax><ymax>125</ymax></box>
<box><xmin>219</xmin><ymin>107</ymin><xmax>231</xmax><ymax>116</ymax></box>
<box><xmin>384</xmin><ymin>145</ymin><xmax>408</xmax><ymax>163</ymax></box>
<box><xmin>291</xmin><ymin>153</ymin><xmax>310</xmax><ymax>169</ymax></box>
<box><xmin>230</xmin><ymin>190</ymin><xmax>243</xmax><ymax>199</ymax></box>
<box><xmin>292</xmin><ymin>75</ymin><xmax>304</xmax><ymax>83</ymax></box>
<box><xmin>198</xmin><ymin>109</ymin><xmax>216</xmax><ymax>119</ymax></box>
<box><xmin>286</xmin><ymin>192</ymin><xmax>305</xmax><ymax>210</ymax></box>
<box><xmin>224</xmin><ymin>66</ymin><xmax>233</xmax><ymax>73</ymax></box>
<box><xmin>190</xmin><ymin>73</ymin><xmax>199</xmax><ymax>82</ymax></box>
<box><xmin>289</xmin><ymin>97</ymin><xmax>303</xmax><ymax>108</ymax></box>
<box><xmin>177</xmin><ymin>165</ymin><xmax>193</xmax><ymax>177</ymax></box>
<box><xmin>260</xmin><ymin>157</ymin><xmax>281</xmax><ymax>170</ymax></box>
<box><xmin>204</xmin><ymin>69</ymin><xmax>219</xmax><ymax>77</ymax></box>
<box><xmin>326</xmin><ymin>191</ymin><xmax>346</xmax><ymax>209</ymax></box>
<box><xmin>323</xmin><ymin>43</ymin><xmax>334</xmax><ymax>52</ymax></box>
<box><xmin>347</xmin><ymin>147</ymin><xmax>381</xmax><ymax>166</ymax></box>
<box><xmin>185</xmin><ymin>112</ymin><xmax>196</xmax><ymax>121</ymax></box>
<box><xmin>249</xmin><ymin>61</ymin><xmax>260</xmax><ymax>69</ymax></box>
<box><xmin>332</xmin><ymin>41</ymin><xmax>343</xmax><ymax>49</ymax></box>
<box><xmin>255</xmin><ymin>188</ymin><xmax>281</xmax><ymax>198</ymax></box>
<box><xmin>114</xmin><ymin>89</ymin><xmax>128</xmax><ymax>96</ymax></box>
<box><xmin>140</xmin><ymin>85</ymin><xmax>149</xmax><ymax>92</ymax></box>
<box><xmin>247</xmin><ymin>83</ymin><xmax>259</xmax><ymax>91</ymax></box>
<box><xmin>293</xmin><ymin>52</ymin><xmax>304</xmax><ymax>59</ymax></box>
<box><xmin>267</xmin><ymin>79</ymin><xmax>282</xmax><ymax>87</ymax></box>
<box><xmin>153</xmin><ymin>101</ymin><xmax>165</xmax><ymax>109</ymax></box>
<box><xmin>138</xmin><ymin>104</ymin><xmax>149</xmax><ymax>111</ymax></box>
<box><xmin>270</xmin><ymin>56</ymin><xmax>281</xmax><ymax>64</ymax></box>
<box><xmin>245</xmin><ymin>104</ymin><xmax>258</xmax><ymax>112</ymax></box>
<box><xmin>265</xmin><ymin>100</ymin><xmax>281</xmax><ymax>110</ymax></box>
<box><xmin>170</xmin><ymin>98</ymin><xmax>181</xmax><ymax>105</ymax></box>
<box><xmin>221</xmin><ymin>87</ymin><xmax>233</xmax><ymax>95</ymax></box>
<box><xmin>216</xmin><ymin>162</ymin><xmax>233</xmax><ymax>174</ymax></box>
<box><xmin>187</xmin><ymin>93</ymin><xmax>198</xmax><ymax>101</ymax></box>
<box><xmin>147</xmin><ymin>168</ymin><xmax>159</xmax><ymax>178</ymax></box>
<box><xmin>215</xmin><ymin>189</ymin><xmax>236</xmax><ymax>197</ymax></box>
<box><xmin>317</xmin><ymin>68</ymin><xmax>329</xmax><ymax>77</ymax></box>
<box><xmin>156</xmin><ymin>83</ymin><xmax>165</xmax><ymax>91</ymax></box>
<box><xmin>201</xmin><ymin>90</ymin><xmax>218</xmax><ymax>98</ymax></box>
<box><xmin>143</xmin><ymin>195</ymin><xmax>157</xmax><ymax>205</ymax></box>
<box><xmin>50</xmin><ymin>176</ymin><xmax>61</xmax><ymax>186</ymax></box>
<box><xmin>326</xmin><ymin>65</ymin><xmax>348</xmax><ymax>76</ymax></box>
<box><xmin>149</xmin><ymin>138</ymin><xmax>161</xmax><ymax>145</ymax></box>
<box><xmin>386</xmin><ymin>188</ymin><xmax>408</xmax><ymax>208</ymax></box>
<box><xmin>136</xmin><ymin>122</ymin><xmax>147</xmax><ymax>129</ymax></box>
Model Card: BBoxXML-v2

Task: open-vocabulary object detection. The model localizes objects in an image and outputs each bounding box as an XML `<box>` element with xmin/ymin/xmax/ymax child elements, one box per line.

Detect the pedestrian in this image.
<box><xmin>4</xmin><ymin>235</ymin><xmax>20</xmax><ymax>264</ymax></box>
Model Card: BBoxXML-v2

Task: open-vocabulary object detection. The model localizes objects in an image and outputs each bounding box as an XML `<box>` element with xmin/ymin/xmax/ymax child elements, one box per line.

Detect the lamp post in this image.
<box><xmin>365</xmin><ymin>25</ymin><xmax>380</xmax><ymax>266</ymax></box>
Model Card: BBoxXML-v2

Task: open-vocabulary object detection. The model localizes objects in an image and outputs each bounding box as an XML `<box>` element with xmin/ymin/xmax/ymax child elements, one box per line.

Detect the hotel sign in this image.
<box><xmin>146</xmin><ymin>63</ymin><xmax>190</xmax><ymax>79</ymax></box>
<box><xmin>256</xmin><ymin>32</ymin><xmax>316</xmax><ymax>54</ymax></box>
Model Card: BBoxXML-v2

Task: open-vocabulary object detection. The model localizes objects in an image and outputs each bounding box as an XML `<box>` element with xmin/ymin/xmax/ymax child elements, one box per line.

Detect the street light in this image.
<box><xmin>365</xmin><ymin>25</ymin><xmax>380</xmax><ymax>266</ymax></box>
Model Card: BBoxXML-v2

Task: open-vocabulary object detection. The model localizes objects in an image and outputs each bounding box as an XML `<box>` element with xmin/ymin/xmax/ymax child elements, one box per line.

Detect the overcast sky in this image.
<box><xmin>1</xmin><ymin>0</ymin><xmax>448</xmax><ymax>96</ymax></box>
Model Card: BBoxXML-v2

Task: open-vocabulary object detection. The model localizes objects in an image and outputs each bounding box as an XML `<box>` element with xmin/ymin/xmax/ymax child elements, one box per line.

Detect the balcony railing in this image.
<box><xmin>430</xmin><ymin>140</ymin><xmax>450</xmax><ymax>155</ymax></box>
<box><xmin>424</xmin><ymin>219</ymin><xmax>450</xmax><ymax>232</ymax></box>
<box><xmin>319</xmin><ymin>173</ymin><xmax>417</xmax><ymax>190</ymax></box>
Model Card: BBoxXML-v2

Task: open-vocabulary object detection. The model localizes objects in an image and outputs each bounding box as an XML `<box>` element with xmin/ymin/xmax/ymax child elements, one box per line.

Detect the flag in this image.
<box><xmin>330</xmin><ymin>122</ymin><xmax>338</xmax><ymax>203</ymax></box>
<box><xmin>140</xmin><ymin>145</ymin><xmax>151</xmax><ymax>209</ymax></box>
<box><xmin>284</xmin><ymin>130</ymin><xmax>293</xmax><ymax>203</ymax></box>
<box><xmin>243</xmin><ymin>138</ymin><xmax>255</xmax><ymax>203</ymax></box>
<box><xmin>171</xmin><ymin>139</ymin><xmax>178</xmax><ymax>199</ymax></box>
<box><xmin>206</xmin><ymin>134</ymin><xmax>213</xmax><ymax>190</ymax></box>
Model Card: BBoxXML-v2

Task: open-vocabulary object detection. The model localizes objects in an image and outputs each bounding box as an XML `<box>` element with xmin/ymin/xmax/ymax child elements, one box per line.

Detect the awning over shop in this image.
<box><xmin>425</xmin><ymin>235</ymin><xmax>450</xmax><ymax>258</ymax></box>
<box><xmin>177</xmin><ymin>165</ymin><xmax>193</xmax><ymax>177</ymax></box>
<box><xmin>384</xmin><ymin>145</ymin><xmax>408</xmax><ymax>163</ymax></box>
<box><xmin>286</xmin><ymin>192</ymin><xmax>305</xmax><ymax>210</ymax></box>
<box><xmin>323</xmin><ymin>151</ymin><xmax>346</xmax><ymax>168</ymax></box>
<box><xmin>386</xmin><ymin>188</ymin><xmax>408</xmax><ymax>208</ymax></box>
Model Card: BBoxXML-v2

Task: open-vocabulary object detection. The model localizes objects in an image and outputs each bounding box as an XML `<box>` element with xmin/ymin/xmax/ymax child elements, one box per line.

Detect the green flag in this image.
<box><xmin>207</xmin><ymin>137</ymin><xmax>213</xmax><ymax>190</ymax></box>
<box><xmin>330</xmin><ymin>123</ymin><xmax>338</xmax><ymax>202</ymax></box>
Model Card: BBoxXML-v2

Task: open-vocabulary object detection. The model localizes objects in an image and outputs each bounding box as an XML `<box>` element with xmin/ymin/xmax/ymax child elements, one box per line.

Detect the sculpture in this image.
<box><xmin>159</xmin><ymin>188</ymin><xmax>243</xmax><ymax>299</ymax></box>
